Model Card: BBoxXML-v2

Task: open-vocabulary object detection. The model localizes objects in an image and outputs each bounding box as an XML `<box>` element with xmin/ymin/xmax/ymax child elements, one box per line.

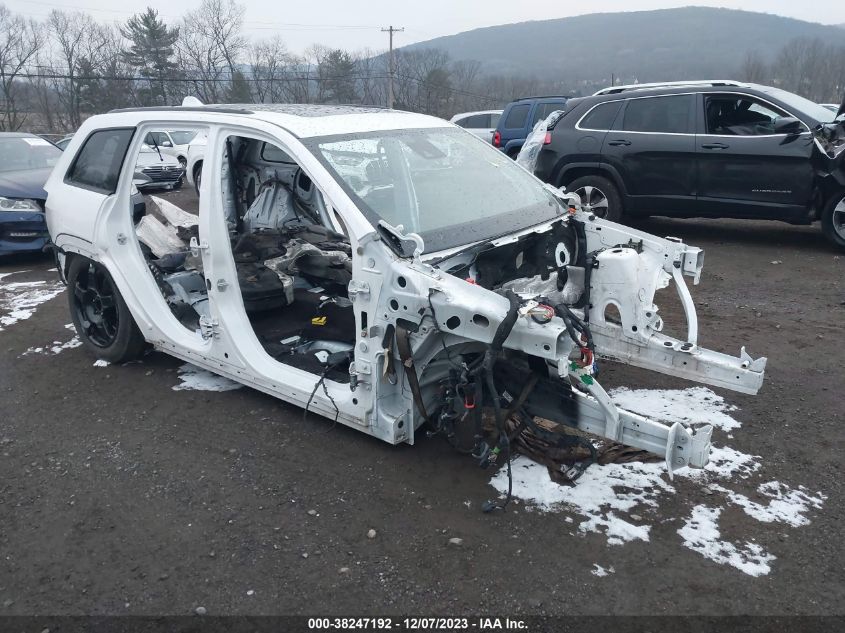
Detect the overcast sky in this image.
<box><xmin>6</xmin><ymin>0</ymin><xmax>844</xmax><ymax>53</ymax></box>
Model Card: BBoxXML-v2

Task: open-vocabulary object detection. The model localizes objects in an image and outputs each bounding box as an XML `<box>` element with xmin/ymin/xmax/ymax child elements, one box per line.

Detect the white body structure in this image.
<box><xmin>45</xmin><ymin>103</ymin><xmax>767</xmax><ymax>476</ymax></box>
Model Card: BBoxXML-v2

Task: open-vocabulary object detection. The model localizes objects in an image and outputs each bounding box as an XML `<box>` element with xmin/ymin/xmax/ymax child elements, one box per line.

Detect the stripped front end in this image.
<box><xmin>353</xmin><ymin>202</ymin><xmax>766</xmax><ymax>479</ymax></box>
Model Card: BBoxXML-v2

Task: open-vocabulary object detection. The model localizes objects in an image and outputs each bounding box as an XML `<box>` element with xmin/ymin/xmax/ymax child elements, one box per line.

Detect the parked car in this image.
<box><xmin>0</xmin><ymin>133</ymin><xmax>63</xmax><ymax>256</ymax></box>
<box><xmin>449</xmin><ymin>110</ymin><xmax>502</xmax><ymax>144</ymax></box>
<box><xmin>43</xmin><ymin>102</ymin><xmax>767</xmax><ymax>480</ymax></box>
<box><xmin>493</xmin><ymin>96</ymin><xmax>569</xmax><ymax>157</ymax></box>
<box><xmin>144</xmin><ymin>130</ymin><xmax>197</xmax><ymax>167</ymax></box>
<box><xmin>133</xmin><ymin>144</ymin><xmax>185</xmax><ymax>191</ymax></box>
<box><xmin>185</xmin><ymin>131</ymin><xmax>207</xmax><ymax>196</ymax></box>
<box><xmin>531</xmin><ymin>81</ymin><xmax>845</xmax><ymax>248</ymax></box>
<box><xmin>54</xmin><ymin>134</ymin><xmax>74</xmax><ymax>150</ymax></box>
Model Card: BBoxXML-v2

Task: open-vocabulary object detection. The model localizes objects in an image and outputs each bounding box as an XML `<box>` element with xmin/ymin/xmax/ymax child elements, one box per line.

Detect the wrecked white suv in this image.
<box><xmin>45</xmin><ymin>102</ymin><xmax>767</xmax><ymax>484</ymax></box>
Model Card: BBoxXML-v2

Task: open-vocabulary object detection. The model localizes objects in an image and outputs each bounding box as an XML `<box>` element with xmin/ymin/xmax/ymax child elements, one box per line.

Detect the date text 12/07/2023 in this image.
<box><xmin>306</xmin><ymin>617</ymin><xmax>529</xmax><ymax>630</ymax></box>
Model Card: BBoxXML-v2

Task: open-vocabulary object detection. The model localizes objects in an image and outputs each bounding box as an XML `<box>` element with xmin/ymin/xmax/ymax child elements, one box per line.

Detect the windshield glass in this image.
<box><xmin>0</xmin><ymin>137</ymin><xmax>62</xmax><ymax>173</ymax></box>
<box><xmin>306</xmin><ymin>128</ymin><xmax>561</xmax><ymax>252</ymax></box>
<box><xmin>169</xmin><ymin>131</ymin><xmax>197</xmax><ymax>145</ymax></box>
<box><xmin>759</xmin><ymin>87</ymin><xmax>838</xmax><ymax>122</ymax></box>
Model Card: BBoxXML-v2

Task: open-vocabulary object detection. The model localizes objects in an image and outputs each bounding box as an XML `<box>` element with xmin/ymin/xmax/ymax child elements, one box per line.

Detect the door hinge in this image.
<box><xmin>199</xmin><ymin>315</ymin><xmax>221</xmax><ymax>340</ymax></box>
<box><xmin>190</xmin><ymin>236</ymin><xmax>209</xmax><ymax>257</ymax></box>
<box><xmin>348</xmin><ymin>281</ymin><xmax>370</xmax><ymax>300</ymax></box>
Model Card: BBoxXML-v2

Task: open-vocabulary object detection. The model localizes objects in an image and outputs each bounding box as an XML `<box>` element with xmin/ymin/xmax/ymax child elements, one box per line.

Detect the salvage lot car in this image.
<box><xmin>531</xmin><ymin>81</ymin><xmax>845</xmax><ymax>248</ymax></box>
<box><xmin>133</xmin><ymin>143</ymin><xmax>185</xmax><ymax>191</ymax></box>
<box><xmin>143</xmin><ymin>129</ymin><xmax>197</xmax><ymax>168</ymax></box>
<box><xmin>44</xmin><ymin>102</ymin><xmax>767</xmax><ymax>479</ymax></box>
<box><xmin>0</xmin><ymin>132</ymin><xmax>62</xmax><ymax>256</ymax></box>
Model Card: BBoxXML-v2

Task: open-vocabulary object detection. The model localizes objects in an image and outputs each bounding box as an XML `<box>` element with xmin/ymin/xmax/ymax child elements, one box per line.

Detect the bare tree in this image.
<box><xmin>352</xmin><ymin>47</ymin><xmax>385</xmax><ymax>106</ymax></box>
<box><xmin>449</xmin><ymin>59</ymin><xmax>483</xmax><ymax>112</ymax></box>
<box><xmin>177</xmin><ymin>0</ymin><xmax>246</xmax><ymax>102</ymax></box>
<box><xmin>248</xmin><ymin>36</ymin><xmax>301</xmax><ymax>103</ymax></box>
<box><xmin>740</xmin><ymin>50</ymin><xmax>769</xmax><ymax>84</ymax></box>
<box><xmin>45</xmin><ymin>10</ymin><xmax>103</xmax><ymax>129</ymax></box>
<box><xmin>77</xmin><ymin>22</ymin><xmax>136</xmax><ymax>112</ymax></box>
<box><xmin>0</xmin><ymin>5</ymin><xmax>41</xmax><ymax>130</ymax></box>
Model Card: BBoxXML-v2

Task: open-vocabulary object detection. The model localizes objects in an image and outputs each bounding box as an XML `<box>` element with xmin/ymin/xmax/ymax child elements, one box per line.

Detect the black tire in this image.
<box><xmin>821</xmin><ymin>190</ymin><xmax>845</xmax><ymax>250</ymax></box>
<box><xmin>566</xmin><ymin>175</ymin><xmax>624</xmax><ymax>222</ymax></box>
<box><xmin>193</xmin><ymin>162</ymin><xmax>203</xmax><ymax>197</ymax></box>
<box><xmin>507</xmin><ymin>147</ymin><xmax>521</xmax><ymax>159</ymax></box>
<box><xmin>67</xmin><ymin>257</ymin><xmax>146</xmax><ymax>363</ymax></box>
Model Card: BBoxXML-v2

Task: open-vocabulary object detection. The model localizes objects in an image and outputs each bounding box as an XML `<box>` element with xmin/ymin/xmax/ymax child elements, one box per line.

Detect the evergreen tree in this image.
<box><xmin>319</xmin><ymin>49</ymin><xmax>357</xmax><ymax>104</ymax></box>
<box><xmin>226</xmin><ymin>69</ymin><xmax>252</xmax><ymax>103</ymax></box>
<box><xmin>120</xmin><ymin>8</ymin><xmax>179</xmax><ymax>105</ymax></box>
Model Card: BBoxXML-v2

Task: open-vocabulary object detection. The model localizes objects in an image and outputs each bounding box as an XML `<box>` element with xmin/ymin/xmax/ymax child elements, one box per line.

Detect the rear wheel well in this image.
<box><xmin>62</xmin><ymin>251</ymin><xmax>78</xmax><ymax>280</ymax></box>
<box><xmin>558</xmin><ymin>166</ymin><xmax>618</xmax><ymax>190</ymax></box>
<box><xmin>192</xmin><ymin>160</ymin><xmax>203</xmax><ymax>181</ymax></box>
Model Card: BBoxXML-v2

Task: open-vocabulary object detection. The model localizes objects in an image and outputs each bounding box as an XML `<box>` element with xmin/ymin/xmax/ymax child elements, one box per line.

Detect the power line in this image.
<box><xmin>14</xmin><ymin>71</ymin><xmax>393</xmax><ymax>83</ymax></box>
<box><xmin>10</xmin><ymin>69</ymin><xmax>502</xmax><ymax>106</ymax></box>
<box><xmin>396</xmin><ymin>73</ymin><xmax>500</xmax><ymax>105</ymax></box>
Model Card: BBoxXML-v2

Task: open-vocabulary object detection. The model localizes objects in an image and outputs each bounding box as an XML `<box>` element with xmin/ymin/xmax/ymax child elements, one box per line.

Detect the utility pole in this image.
<box><xmin>381</xmin><ymin>25</ymin><xmax>404</xmax><ymax>109</ymax></box>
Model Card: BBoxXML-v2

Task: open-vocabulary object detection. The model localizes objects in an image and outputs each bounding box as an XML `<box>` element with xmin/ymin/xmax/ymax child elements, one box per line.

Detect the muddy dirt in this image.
<box><xmin>0</xmin><ymin>188</ymin><xmax>843</xmax><ymax>617</ymax></box>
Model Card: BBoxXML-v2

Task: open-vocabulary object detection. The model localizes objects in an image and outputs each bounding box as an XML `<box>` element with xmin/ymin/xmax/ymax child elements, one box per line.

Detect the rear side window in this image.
<box><xmin>504</xmin><ymin>104</ymin><xmax>530</xmax><ymax>129</ymax></box>
<box><xmin>531</xmin><ymin>102</ymin><xmax>565</xmax><ymax>127</ymax></box>
<box><xmin>621</xmin><ymin>95</ymin><xmax>693</xmax><ymax>134</ymax></box>
<box><xmin>466</xmin><ymin>114</ymin><xmax>492</xmax><ymax>128</ymax></box>
<box><xmin>579</xmin><ymin>101</ymin><xmax>623</xmax><ymax>130</ymax></box>
<box><xmin>66</xmin><ymin>128</ymin><xmax>135</xmax><ymax>194</ymax></box>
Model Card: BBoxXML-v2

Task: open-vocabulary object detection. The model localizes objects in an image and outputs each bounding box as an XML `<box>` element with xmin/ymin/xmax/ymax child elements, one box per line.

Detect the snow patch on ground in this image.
<box><xmin>0</xmin><ymin>277</ymin><xmax>66</xmax><ymax>331</ymax></box>
<box><xmin>714</xmin><ymin>481</ymin><xmax>826</xmax><ymax>527</ymax></box>
<box><xmin>172</xmin><ymin>363</ymin><xmax>242</xmax><ymax>392</ymax></box>
<box><xmin>489</xmin><ymin>386</ymin><xmax>824</xmax><ymax>576</ymax></box>
<box><xmin>0</xmin><ymin>270</ymin><xmax>29</xmax><ymax>282</ymax></box>
<box><xmin>494</xmin><ymin>456</ymin><xmax>669</xmax><ymax>545</ymax></box>
<box><xmin>23</xmin><ymin>324</ymin><xmax>81</xmax><ymax>356</ymax></box>
<box><xmin>678</xmin><ymin>505</ymin><xmax>775</xmax><ymax>577</ymax></box>
<box><xmin>23</xmin><ymin>336</ymin><xmax>81</xmax><ymax>356</ymax></box>
<box><xmin>93</xmin><ymin>359</ymin><xmax>110</xmax><ymax>367</ymax></box>
<box><xmin>591</xmin><ymin>564</ymin><xmax>615</xmax><ymax>577</ymax></box>
<box><xmin>697</xmin><ymin>444</ymin><xmax>761</xmax><ymax>480</ymax></box>
<box><xmin>610</xmin><ymin>386</ymin><xmax>741</xmax><ymax>432</ymax></box>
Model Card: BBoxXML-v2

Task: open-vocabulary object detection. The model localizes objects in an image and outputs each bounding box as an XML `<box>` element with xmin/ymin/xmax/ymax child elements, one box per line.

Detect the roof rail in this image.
<box><xmin>515</xmin><ymin>95</ymin><xmax>571</xmax><ymax>101</ymax></box>
<box><xmin>593</xmin><ymin>80</ymin><xmax>745</xmax><ymax>96</ymax></box>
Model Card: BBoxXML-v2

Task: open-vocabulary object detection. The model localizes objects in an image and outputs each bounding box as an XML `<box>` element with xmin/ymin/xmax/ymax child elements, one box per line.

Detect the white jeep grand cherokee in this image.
<box><xmin>44</xmin><ymin>101</ymin><xmax>767</xmax><ymax>481</ymax></box>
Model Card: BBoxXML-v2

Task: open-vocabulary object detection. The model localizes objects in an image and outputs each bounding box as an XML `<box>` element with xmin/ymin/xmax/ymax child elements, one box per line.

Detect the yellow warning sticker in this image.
<box><xmin>311</xmin><ymin>316</ymin><xmax>327</xmax><ymax>326</ymax></box>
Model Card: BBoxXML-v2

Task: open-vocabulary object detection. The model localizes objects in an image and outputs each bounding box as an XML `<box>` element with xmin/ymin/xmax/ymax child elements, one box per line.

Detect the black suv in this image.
<box><xmin>534</xmin><ymin>81</ymin><xmax>845</xmax><ymax>248</ymax></box>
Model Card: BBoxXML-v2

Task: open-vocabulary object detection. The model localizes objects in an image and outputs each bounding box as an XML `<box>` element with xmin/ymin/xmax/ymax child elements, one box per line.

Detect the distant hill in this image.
<box><xmin>401</xmin><ymin>7</ymin><xmax>845</xmax><ymax>83</ymax></box>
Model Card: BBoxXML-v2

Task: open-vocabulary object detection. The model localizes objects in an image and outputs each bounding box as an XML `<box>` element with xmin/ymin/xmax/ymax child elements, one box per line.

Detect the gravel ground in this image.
<box><xmin>0</xmin><ymin>189</ymin><xmax>843</xmax><ymax>617</ymax></box>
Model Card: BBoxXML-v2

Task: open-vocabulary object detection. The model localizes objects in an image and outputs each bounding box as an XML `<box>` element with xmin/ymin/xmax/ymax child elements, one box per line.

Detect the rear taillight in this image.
<box><xmin>544</xmin><ymin>132</ymin><xmax>552</xmax><ymax>145</ymax></box>
<box><xmin>493</xmin><ymin>131</ymin><xmax>501</xmax><ymax>147</ymax></box>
